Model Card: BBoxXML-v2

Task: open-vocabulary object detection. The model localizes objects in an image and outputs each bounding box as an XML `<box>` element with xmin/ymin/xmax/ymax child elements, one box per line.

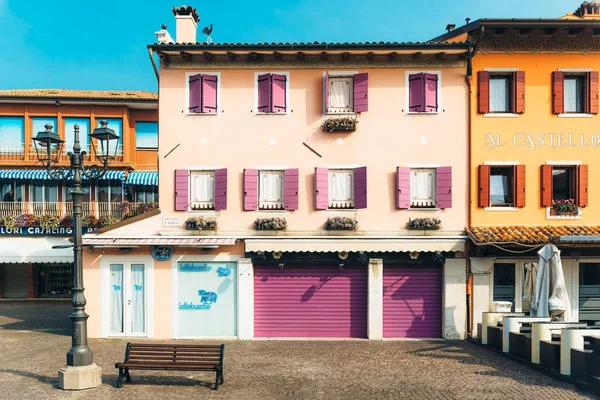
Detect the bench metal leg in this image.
<box><xmin>214</xmin><ymin>369</ymin><xmax>222</xmax><ymax>390</ymax></box>
<box><xmin>116</xmin><ymin>368</ymin><xmax>125</xmax><ymax>388</ymax></box>
<box><xmin>125</xmin><ymin>368</ymin><xmax>132</xmax><ymax>383</ymax></box>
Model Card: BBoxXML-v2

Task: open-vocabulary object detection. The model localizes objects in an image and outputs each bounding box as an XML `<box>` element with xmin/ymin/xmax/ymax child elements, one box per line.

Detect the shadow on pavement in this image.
<box><xmin>0</xmin><ymin>301</ymin><xmax>71</xmax><ymax>336</ymax></box>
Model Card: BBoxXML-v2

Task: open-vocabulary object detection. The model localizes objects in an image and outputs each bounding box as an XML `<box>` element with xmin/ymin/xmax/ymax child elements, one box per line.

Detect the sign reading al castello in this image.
<box><xmin>484</xmin><ymin>132</ymin><xmax>600</xmax><ymax>151</ymax></box>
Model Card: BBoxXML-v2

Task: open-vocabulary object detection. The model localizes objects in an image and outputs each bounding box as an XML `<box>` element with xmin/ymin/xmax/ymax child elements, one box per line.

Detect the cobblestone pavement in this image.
<box><xmin>0</xmin><ymin>301</ymin><xmax>596</xmax><ymax>400</ymax></box>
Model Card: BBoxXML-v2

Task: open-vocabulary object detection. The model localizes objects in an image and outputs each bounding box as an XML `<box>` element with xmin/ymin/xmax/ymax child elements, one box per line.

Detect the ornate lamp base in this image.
<box><xmin>58</xmin><ymin>363</ymin><xmax>102</xmax><ymax>390</ymax></box>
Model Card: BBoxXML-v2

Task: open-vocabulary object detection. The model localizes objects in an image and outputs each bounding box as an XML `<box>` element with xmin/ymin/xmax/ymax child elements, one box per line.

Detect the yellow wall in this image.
<box><xmin>470</xmin><ymin>53</ymin><xmax>600</xmax><ymax>226</ymax></box>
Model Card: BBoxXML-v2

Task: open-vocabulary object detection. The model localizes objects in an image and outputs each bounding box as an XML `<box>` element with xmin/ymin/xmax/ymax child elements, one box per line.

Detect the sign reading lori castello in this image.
<box><xmin>484</xmin><ymin>132</ymin><xmax>600</xmax><ymax>151</ymax></box>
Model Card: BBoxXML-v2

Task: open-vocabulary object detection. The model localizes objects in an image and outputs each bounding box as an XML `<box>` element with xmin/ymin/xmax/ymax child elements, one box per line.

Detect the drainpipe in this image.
<box><xmin>148</xmin><ymin>48</ymin><xmax>160</xmax><ymax>82</ymax></box>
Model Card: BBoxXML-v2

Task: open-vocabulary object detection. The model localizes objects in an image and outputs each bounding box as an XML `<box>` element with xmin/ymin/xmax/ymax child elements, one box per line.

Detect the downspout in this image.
<box><xmin>149</xmin><ymin>48</ymin><xmax>160</xmax><ymax>82</ymax></box>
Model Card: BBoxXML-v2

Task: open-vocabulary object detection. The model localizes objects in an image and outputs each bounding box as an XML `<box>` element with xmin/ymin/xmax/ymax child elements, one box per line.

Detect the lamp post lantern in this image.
<box><xmin>33</xmin><ymin>121</ymin><xmax>118</xmax><ymax>390</ymax></box>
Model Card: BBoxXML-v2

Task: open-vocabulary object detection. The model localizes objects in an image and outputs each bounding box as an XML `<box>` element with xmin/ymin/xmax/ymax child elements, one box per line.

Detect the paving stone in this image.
<box><xmin>0</xmin><ymin>301</ymin><xmax>596</xmax><ymax>400</ymax></box>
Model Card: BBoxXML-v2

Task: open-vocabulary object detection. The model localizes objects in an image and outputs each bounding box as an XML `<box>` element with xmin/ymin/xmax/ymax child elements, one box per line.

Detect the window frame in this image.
<box><xmin>409</xmin><ymin>168</ymin><xmax>437</xmax><ymax>209</ymax></box>
<box><xmin>489</xmin><ymin>166</ymin><xmax>515</xmax><ymax>207</ymax></box>
<box><xmin>488</xmin><ymin>74</ymin><xmax>513</xmax><ymax>113</ymax></box>
<box><xmin>551</xmin><ymin>165</ymin><xmax>576</xmax><ymax>202</ymax></box>
<box><xmin>257</xmin><ymin>169</ymin><xmax>285</xmax><ymax>210</ymax></box>
<box><xmin>189</xmin><ymin>169</ymin><xmax>216</xmax><ymax>211</ymax></box>
<box><xmin>324</xmin><ymin>71</ymin><xmax>358</xmax><ymax>115</ymax></box>
<box><xmin>254</xmin><ymin>71</ymin><xmax>290</xmax><ymax>115</ymax></box>
<box><xmin>63</xmin><ymin>180</ymin><xmax>91</xmax><ymax>203</ymax></box>
<box><xmin>185</xmin><ymin>71</ymin><xmax>222</xmax><ymax>116</ymax></box>
<box><xmin>563</xmin><ymin>74</ymin><xmax>586</xmax><ymax>114</ymax></box>
<box><xmin>0</xmin><ymin>180</ymin><xmax>24</xmax><ymax>203</ymax></box>
<box><xmin>128</xmin><ymin>184</ymin><xmax>158</xmax><ymax>203</ymax></box>
<box><xmin>95</xmin><ymin>180</ymin><xmax>124</xmax><ymax>204</ymax></box>
<box><xmin>405</xmin><ymin>70</ymin><xmax>442</xmax><ymax>115</ymax></box>
<box><xmin>0</xmin><ymin>116</ymin><xmax>25</xmax><ymax>153</ymax></box>
<box><xmin>328</xmin><ymin>168</ymin><xmax>355</xmax><ymax>209</ymax></box>
<box><xmin>135</xmin><ymin>121</ymin><xmax>158</xmax><ymax>150</ymax></box>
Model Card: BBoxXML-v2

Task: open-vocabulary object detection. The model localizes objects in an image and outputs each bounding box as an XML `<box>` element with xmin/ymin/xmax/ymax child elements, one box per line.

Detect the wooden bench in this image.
<box><xmin>114</xmin><ymin>343</ymin><xmax>225</xmax><ymax>390</ymax></box>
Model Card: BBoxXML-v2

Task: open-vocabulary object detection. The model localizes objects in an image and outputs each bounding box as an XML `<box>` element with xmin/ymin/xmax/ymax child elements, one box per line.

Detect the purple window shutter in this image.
<box><xmin>243</xmin><ymin>168</ymin><xmax>258</xmax><ymax>211</ymax></box>
<box><xmin>425</xmin><ymin>73</ymin><xmax>438</xmax><ymax>112</ymax></box>
<box><xmin>284</xmin><ymin>168</ymin><xmax>299</xmax><ymax>210</ymax></box>
<box><xmin>436</xmin><ymin>166</ymin><xmax>452</xmax><ymax>209</ymax></box>
<box><xmin>408</xmin><ymin>73</ymin><xmax>425</xmax><ymax>112</ymax></box>
<box><xmin>188</xmin><ymin>74</ymin><xmax>202</xmax><ymax>113</ymax></box>
<box><xmin>201</xmin><ymin>74</ymin><xmax>218</xmax><ymax>114</ymax></box>
<box><xmin>353</xmin><ymin>73</ymin><xmax>368</xmax><ymax>113</ymax></box>
<box><xmin>354</xmin><ymin>166</ymin><xmax>367</xmax><ymax>209</ymax></box>
<box><xmin>257</xmin><ymin>74</ymin><xmax>271</xmax><ymax>113</ymax></box>
<box><xmin>174</xmin><ymin>169</ymin><xmax>189</xmax><ymax>211</ymax></box>
<box><xmin>214</xmin><ymin>168</ymin><xmax>227</xmax><ymax>211</ymax></box>
<box><xmin>324</xmin><ymin>71</ymin><xmax>330</xmax><ymax>113</ymax></box>
<box><xmin>314</xmin><ymin>167</ymin><xmax>329</xmax><ymax>210</ymax></box>
<box><xmin>396</xmin><ymin>167</ymin><xmax>410</xmax><ymax>209</ymax></box>
<box><xmin>271</xmin><ymin>74</ymin><xmax>287</xmax><ymax>113</ymax></box>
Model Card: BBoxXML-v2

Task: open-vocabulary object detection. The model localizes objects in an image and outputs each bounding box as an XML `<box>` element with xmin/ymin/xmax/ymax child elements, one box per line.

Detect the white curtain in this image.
<box><xmin>110</xmin><ymin>264</ymin><xmax>123</xmax><ymax>333</ymax></box>
<box><xmin>131</xmin><ymin>264</ymin><xmax>145</xmax><ymax>334</ymax></box>
<box><xmin>531</xmin><ymin>244</ymin><xmax>572</xmax><ymax>322</ymax></box>
<box><xmin>490</xmin><ymin>174</ymin><xmax>509</xmax><ymax>204</ymax></box>
<box><xmin>564</xmin><ymin>77</ymin><xmax>582</xmax><ymax>113</ymax></box>
<box><xmin>192</xmin><ymin>172</ymin><xmax>214</xmax><ymax>204</ymax></box>
<box><xmin>411</xmin><ymin>169</ymin><xmax>435</xmax><ymax>207</ymax></box>
<box><xmin>489</xmin><ymin>77</ymin><xmax>510</xmax><ymax>112</ymax></box>
<box><xmin>259</xmin><ymin>171</ymin><xmax>283</xmax><ymax>208</ymax></box>
<box><xmin>329</xmin><ymin>77</ymin><xmax>352</xmax><ymax>110</ymax></box>
<box><xmin>329</xmin><ymin>170</ymin><xmax>353</xmax><ymax>207</ymax></box>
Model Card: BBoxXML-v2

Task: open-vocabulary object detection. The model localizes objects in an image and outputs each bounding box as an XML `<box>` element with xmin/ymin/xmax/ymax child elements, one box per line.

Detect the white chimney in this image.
<box><xmin>172</xmin><ymin>5</ymin><xmax>199</xmax><ymax>43</ymax></box>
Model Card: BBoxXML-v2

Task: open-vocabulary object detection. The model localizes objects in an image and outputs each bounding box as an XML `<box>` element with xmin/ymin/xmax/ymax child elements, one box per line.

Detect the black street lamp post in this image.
<box><xmin>33</xmin><ymin>121</ymin><xmax>119</xmax><ymax>389</ymax></box>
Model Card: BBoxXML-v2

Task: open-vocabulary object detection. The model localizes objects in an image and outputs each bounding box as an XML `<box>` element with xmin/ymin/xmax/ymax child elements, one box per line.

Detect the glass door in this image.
<box><xmin>109</xmin><ymin>263</ymin><xmax>146</xmax><ymax>336</ymax></box>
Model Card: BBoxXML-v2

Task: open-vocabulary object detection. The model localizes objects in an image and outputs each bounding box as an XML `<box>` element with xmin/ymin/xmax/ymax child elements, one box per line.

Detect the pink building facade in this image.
<box><xmin>82</xmin><ymin>6</ymin><xmax>471</xmax><ymax>340</ymax></box>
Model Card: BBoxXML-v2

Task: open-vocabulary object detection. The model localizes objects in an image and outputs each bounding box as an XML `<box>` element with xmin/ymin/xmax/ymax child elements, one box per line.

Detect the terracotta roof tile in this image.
<box><xmin>0</xmin><ymin>89</ymin><xmax>157</xmax><ymax>101</ymax></box>
<box><xmin>467</xmin><ymin>225</ymin><xmax>600</xmax><ymax>244</ymax></box>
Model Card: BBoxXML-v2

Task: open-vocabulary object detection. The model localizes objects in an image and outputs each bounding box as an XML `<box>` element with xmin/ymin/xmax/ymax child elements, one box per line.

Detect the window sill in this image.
<box><xmin>256</xmin><ymin>112</ymin><xmax>288</xmax><ymax>116</ymax></box>
<box><xmin>483</xmin><ymin>113</ymin><xmax>519</xmax><ymax>118</ymax></box>
<box><xmin>254</xmin><ymin>210</ymin><xmax>289</xmax><ymax>214</ymax></box>
<box><xmin>186</xmin><ymin>112</ymin><xmax>219</xmax><ymax>116</ymax></box>
<box><xmin>136</xmin><ymin>148</ymin><xmax>158</xmax><ymax>151</ymax></box>
<box><xmin>186</xmin><ymin>210</ymin><xmax>220</xmax><ymax>215</ymax></box>
<box><xmin>406</xmin><ymin>112</ymin><xmax>440</xmax><ymax>116</ymax></box>
<box><xmin>484</xmin><ymin>207</ymin><xmax>520</xmax><ymax>211</ymax></box>
<box><xmin>407</xmin><ymin>207</ymin><xmax>441</xmax><ymax>212</ymax></box>
<box><xmin>325</xmin><ymin>209</ymin><xmax>358</xmax><ymax>213</ymax></box>
<box><xmin>325</xmin><ymin>112</ymin><xmax>357</xmax><ymax>116</ymax></box>
<box><xmin>557</xmin><ymin>113</ymin><xmax>593</xmax><ymax>118</ymax></box>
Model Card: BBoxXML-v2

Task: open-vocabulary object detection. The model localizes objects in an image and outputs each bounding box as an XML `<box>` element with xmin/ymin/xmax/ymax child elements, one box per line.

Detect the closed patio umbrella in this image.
<box><xmin>530</xmin><ymin>244</ymin><xmax>572</xmax><ymax>322</ymax></box>
<box><xmin>523</xmin><ymin>262</ymin><xmax>537</xmax><ymax>312</ymax></box>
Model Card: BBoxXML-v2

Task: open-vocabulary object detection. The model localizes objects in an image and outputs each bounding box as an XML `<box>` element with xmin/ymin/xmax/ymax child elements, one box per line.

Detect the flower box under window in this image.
<box><xmin>321</xmin><ymin>117</ymin><xmax>358</xmax><ymax>132</ymax></box>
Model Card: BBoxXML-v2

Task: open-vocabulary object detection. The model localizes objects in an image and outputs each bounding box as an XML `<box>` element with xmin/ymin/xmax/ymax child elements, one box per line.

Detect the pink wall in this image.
<box><xmin>158</xmin><ymin>67</ymin><xmax>469</xmax><ymax>232</ymax></box>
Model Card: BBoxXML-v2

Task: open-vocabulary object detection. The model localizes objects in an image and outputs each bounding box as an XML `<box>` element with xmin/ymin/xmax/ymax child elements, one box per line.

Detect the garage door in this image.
<box><xmin>383</xmin><ymin>265</ymin><xmax>442</xmax><ymax>338</ymax></box>
<box><xmin>3</xmin><ymin>265</ymin><xmax>28</xmax><ymax>298</ymax></box>
<box><xmin>254</xmin><ymin>265</ymin><xmax>367</xmax><ymax>338</ymax></box>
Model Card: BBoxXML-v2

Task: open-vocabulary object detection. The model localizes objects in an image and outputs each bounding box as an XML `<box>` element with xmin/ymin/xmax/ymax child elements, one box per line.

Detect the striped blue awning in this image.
<box><xmin>126</xmin><ymin>171</ymin><xmax>158</xmax><ymax>186</ymax></box>
<box><xmin>0</xmin><ymin>169</ymin><xmax>125</xmax><ymax>181</ymax></box>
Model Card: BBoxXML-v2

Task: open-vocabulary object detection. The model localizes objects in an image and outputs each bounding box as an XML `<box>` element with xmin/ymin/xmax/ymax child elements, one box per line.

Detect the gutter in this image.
<box><xmin>147</xmin><ymin>42</ymin><xmax>471</xmax><ymax>52</ymax></box>
<box><xmin>149</xmin><ymin>48</ymin><xmax>160</xmax><ymax>82</ymax></box>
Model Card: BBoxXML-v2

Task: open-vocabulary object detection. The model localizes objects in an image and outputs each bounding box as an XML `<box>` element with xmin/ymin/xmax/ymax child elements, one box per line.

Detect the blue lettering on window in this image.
<box><xmin>197</xmin><ymin>290</ymin><xmax>218</xmax><ymax>304</ymax></box>
<box><xmin>134</xmin><ymin>285</ymin><xmax>143</xmax><ymax>291</ymax></box>
<box><xmin>113</xmin><ymin>285</ymin><xmax>121</xmax><ymax>291</ymax></box>
<box><xmin>217</xmin><ymin>267</ymin><xmax>231</xmax><ymax>277</ymax></box>
<box><xmin>179</xmin><ymin>262</ymin><xmax>212</xmax><ymax>272</ymax></box>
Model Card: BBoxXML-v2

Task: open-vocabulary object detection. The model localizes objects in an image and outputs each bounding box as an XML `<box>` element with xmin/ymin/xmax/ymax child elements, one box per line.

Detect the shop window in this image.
<box><xmin>493</xmin><ymin>263</ymin><xmax>516</xmax><ymax>310</ymax></box>
<box><xmin>490</xmin><ymin>167</ymin><xmax>514</xmax><ymax>206</ymax></box>
<box><xmin>37</xmin><ymin>264</ymin><xmax>73</xmax><ymax>297</ymax></box>
<box><xmin>410</xmin><ymin>168</ymin><xmax>436</xmax><ymax>208</ymax></box>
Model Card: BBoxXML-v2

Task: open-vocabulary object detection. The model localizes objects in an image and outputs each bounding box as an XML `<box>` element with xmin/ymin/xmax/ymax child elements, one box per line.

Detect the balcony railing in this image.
<box><xmin>0</xmin><ymin>144</ymin><xmax>25</xmax><ymax>160</ymax></box>
<box><xmin>0</xmin><ymin>201</ymin><xmax>149</xmax><ymax>220</ymax></box>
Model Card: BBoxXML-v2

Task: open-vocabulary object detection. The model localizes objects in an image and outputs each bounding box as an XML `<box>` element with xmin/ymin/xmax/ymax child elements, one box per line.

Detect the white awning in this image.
<box><xmin>245</xmin><ymin>238</ymin><xmax>465</xmax><ymax>253</ymax></box>
<box><xmin>0</xmin><ymin>237</ymin><xmax>73</xmax><ymax>264</ymax></box>
<box><xmin>82</xmin><ymin>237</ymin><xmax>237</xmax><ymax>246</ymax></box>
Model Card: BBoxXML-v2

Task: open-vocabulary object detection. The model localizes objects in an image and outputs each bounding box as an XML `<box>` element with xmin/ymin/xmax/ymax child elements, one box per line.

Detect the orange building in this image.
<box><xmin>0</xmin><ymin>89</ymin><xmax>158</xmax><ymax>298</ymax></box>
<box><xmin>435</xmin><ymin>1</ymin><xmax>600</xmax><ymax>335</ymax></box>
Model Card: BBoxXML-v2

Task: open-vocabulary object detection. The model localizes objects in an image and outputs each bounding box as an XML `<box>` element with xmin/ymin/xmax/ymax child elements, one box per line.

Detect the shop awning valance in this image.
<box><xmin>83</xmin><ymin>237</ymin><xmax>236</xmax><ymax>246</ymax></box>
<box><xmin>126</xmin><ymin>171</ymin><xmax>158</xmax><ymax>186</ymax></box>
<box><xmin>244</xmin><ymin>238</ymin><xmax>465</xmax><ymax>253</ymax></box>
<box><xmin>0</xmin><ymin>237</ymin><xmax>73</xmax><ymax>264</ymax></box>
<box><xmin>0</xmin><ymin>169</ymin><xmax>125</xmax><ymax>181</ymax></box>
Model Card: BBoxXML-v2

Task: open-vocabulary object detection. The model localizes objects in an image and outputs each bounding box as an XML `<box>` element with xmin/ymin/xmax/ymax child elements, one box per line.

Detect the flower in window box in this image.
<box><xmin>98</xmin><ymin>215</ymin><xmax>118</xmax><ymax>227</ymax></box>
<box><xmin>39</xmin><ymin>214</ymin><xmax>60</xmax><ymax>230</ymax></box>
<box><xmin>197</xmin><ymin>217</ymin><xmax>217</xmax><ymax>230</ymax></box>
<box><xmin>60</xmin><ymin>215</ymin><xmax>74</xmax><ymax>227</ymax></box>
<box><xmin>550</xmin><ymin>199</ymin><xmax>578</xmax><ymax>216</ymax></box>
<box><xmin>407</xmin><ymin>217</ymin><xmax>441</xmax><ymax>230</ymax></box>
<box><xmin>16</xmin><ymin>213</ymin><xmax>39</xmax><ymax>228</ymax></box>
<box><xmin>254</xmin><ymin>217</ymin><xmax>287</xmax><ymax>231</ymax></box>
<box><xmin>83</xmin><ymin>215</ymin><xmax>98</xmax><ymax>227</ymax></box>
<box><xmin>324</xmin><ymin>216</ymin><xmax>358</xmax><ymax>231</ymax></box>
<box><xmin>3</xmin><ymin>214</ymin><xmax>18</xmax><ymax>230</ymax></box>
<box><xmin>321</xmin><ymin>117</ymin><xmax>358</xmax><ymax>132</ymax></box>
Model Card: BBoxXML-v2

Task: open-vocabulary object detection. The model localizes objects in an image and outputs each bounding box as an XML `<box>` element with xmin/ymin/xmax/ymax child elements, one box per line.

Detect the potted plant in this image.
<box><xmin>407</xmin><ymin>217</ymin><xmax>441</xmax><ymax>230</ymax></box>
<box><xmin>60</xmin><ymin>215</ymin><xmax>74</xmax><ymax>227</ymax></box>
<box><xmin>3</xmin><ymin>214</ymin><xmax>18</xmax><ymax>230</ymax></box>
<box><xmin>16</xmin><ymin>213</ymin><xmax>39</xmax><ymax>228</ymax></box>
<box><xmin>39</xmin><ymin>214</ymin><xmax>60</xmax><ymax>230</ymax></box>
<box><xmin>321</xmin><ymin>116</ymin><xmax>358</xmax><ymax>132</ymax></box>
<box><xmin>550</xmin><ymin>199</ymin><xmax>579</xmax><ymax>216</ymax></box>
<box><xmin>83</xmin><ymin>214</ymin><xmax>98</xmax><ymax>227</ymax></box>
<box><xmin>324</xmin><ymin>216</ymin><xmax>358</xmax><ymax>231</ymax></box>
<box><xmin>98</xmin><ymin>215</ymin><xmax>118</xmax><ymax>227</ymax></box>
<box><xmin>254</xmin><ymin>217</ymin><xmax>287</xmax><ymax>231</ymax></box>
<box><xmin>185</xmin><ymin>216</ymin><xmax>217</xmax><ymax>230</ymax></box>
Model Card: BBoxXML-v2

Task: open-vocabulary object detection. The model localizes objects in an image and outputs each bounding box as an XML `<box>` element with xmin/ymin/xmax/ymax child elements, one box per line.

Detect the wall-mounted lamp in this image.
<box><xmin>278</xmin><ymin>263</ymin><xmax>285</xmax><ymax>269</ymax></box>
<box><xmin>409</xmin><ymin>251</ymin><xmax>420</xmax><ymax>260</ymax></box>
<box><xmin>272</xmin><ymin>251</ymin><xmax>283</xmax><ymax>260</ymax></box>
<box><xmin>338</xmin><ymin>251</ymin><xmax>348</xmax><ymax>260</ymax></box>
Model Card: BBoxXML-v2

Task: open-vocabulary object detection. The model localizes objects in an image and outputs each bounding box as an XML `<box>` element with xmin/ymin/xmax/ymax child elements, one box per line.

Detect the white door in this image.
<box><xmin>109</xmin><ymin>263</ymin><xmax>146</xmax><ymax>336</ymax></box>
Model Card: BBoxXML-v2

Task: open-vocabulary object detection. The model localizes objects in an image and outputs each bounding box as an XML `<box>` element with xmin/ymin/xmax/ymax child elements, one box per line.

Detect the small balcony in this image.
<box><xmin>0</xmin><ymin>201</ymin><xmax>154</xmax><ymax>220</ymax></box>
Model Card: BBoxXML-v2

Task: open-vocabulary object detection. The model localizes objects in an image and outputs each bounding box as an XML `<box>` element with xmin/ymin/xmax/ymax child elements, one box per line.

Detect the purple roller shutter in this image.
<box><xmin>436</xmin><ymin>166</ymin><xmax>452</xmax><ymax>209</ymax></box>
<box><xmin>284</xmin><ymin>168</ymin><xmax>299</xmax><ymax>211</ymax></box>
<box><xmin>396</xmin><ymin>167</ymin><xmax>410</xmax><ymax>209</ymax></box>
<box><xmin>257</xmin><ymin>74</ymin><xmax>271</xmax><ymax>113</ymax></box>
<box><xmin>424</xmin><ymin>73</ymin><xmax>438</xmax><ymax>112</ymax></box>
<box><xmin>174</xmin><ymin>169</ymin><xmax>189</xmax><ymax>211</ymax></box>
<box><xmin>353</xmin><ymin>73</ymin><xmax>368</xmax><ymax>113</ymax></box>
<box><xmin>324</xmin><ymin>72</ymin><xmax>330</xmax><ymax>113</ymax></box>
<box><xmin>188</xmin><ymin>74</ymin><xmax>202</xmax><ymax>113</ymax></box>
<box><xmin>353</xmin><ymin>166</ymin><xmax>367</xmax><ymax>209</ymax></box>
<box><xmin>383</xmin><ymin>264</ymin><xmax>442</xmax><ymax>338</ymax></box>
<box><xmin>409</xmin><ymin>73</ymin><xmax>425</xmax><ymax>112</ymax></box>
<box><xmin>201</xmin><ymin>74</ymin><xmax>218</xmax><ymax>114</ymax></box>
<box><xmin>271</xmin><ymin>74</ymin><xmax>287</xmax><ymax>113</ymax></box>
<box><xmin>243</xmin><ymin>168</ymin><xmax>258</xmax><ymax>211</ymax></box>
<box><xmin>254</xmin><ymin>264</ymin><xmax>367</xmax><ymax>338</ymax></box>
<box><xmin>214</xmin><ymin>168</ymin><xmax>227</xmax><ymax>211</ymax></box>
<box><xmin>314</xmin><ymin>167</ymin><xmax>329</xmax><ymax>210</ymax></box>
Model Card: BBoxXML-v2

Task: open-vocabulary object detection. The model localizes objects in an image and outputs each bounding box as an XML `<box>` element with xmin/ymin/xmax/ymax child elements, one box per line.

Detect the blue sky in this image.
<box><xmin>0</xmin><ymin>0</ymin><xmax>581</xmax><ymax>92</ymax></box>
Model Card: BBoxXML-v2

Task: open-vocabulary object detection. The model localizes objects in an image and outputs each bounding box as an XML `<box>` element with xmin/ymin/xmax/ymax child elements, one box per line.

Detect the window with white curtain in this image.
<box><xmin>329</xmin><ymin>169</ymin><xmax>354</xmax><ymax>208</ymax></box>
<box><xmin>410</xmin><ymin>168</ymin><xmax>436</xmax><ymax>208</ymax></box>
<box><xmin>328</xmin><ymin>76</ymin><xmax>353</xmax><ymax>113</ymax></box>
<box><xmin>191</xmin><ymin>171</ymin><xmax>215</xmax><ymax>210</ymax></box>
<box><xmin>564</xmin><ymin>75</ymin><xmax>585</xmax><ymax>113</ymax></box>
<box><xmin>489</xmin><ymin>75</ymin><xmax>511</xmax><ymax>113</ymax></box>
<box><xmin>259</xmin><ymin>170</ymin><xmax>284</xmax><ymax>210</ymax></box>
